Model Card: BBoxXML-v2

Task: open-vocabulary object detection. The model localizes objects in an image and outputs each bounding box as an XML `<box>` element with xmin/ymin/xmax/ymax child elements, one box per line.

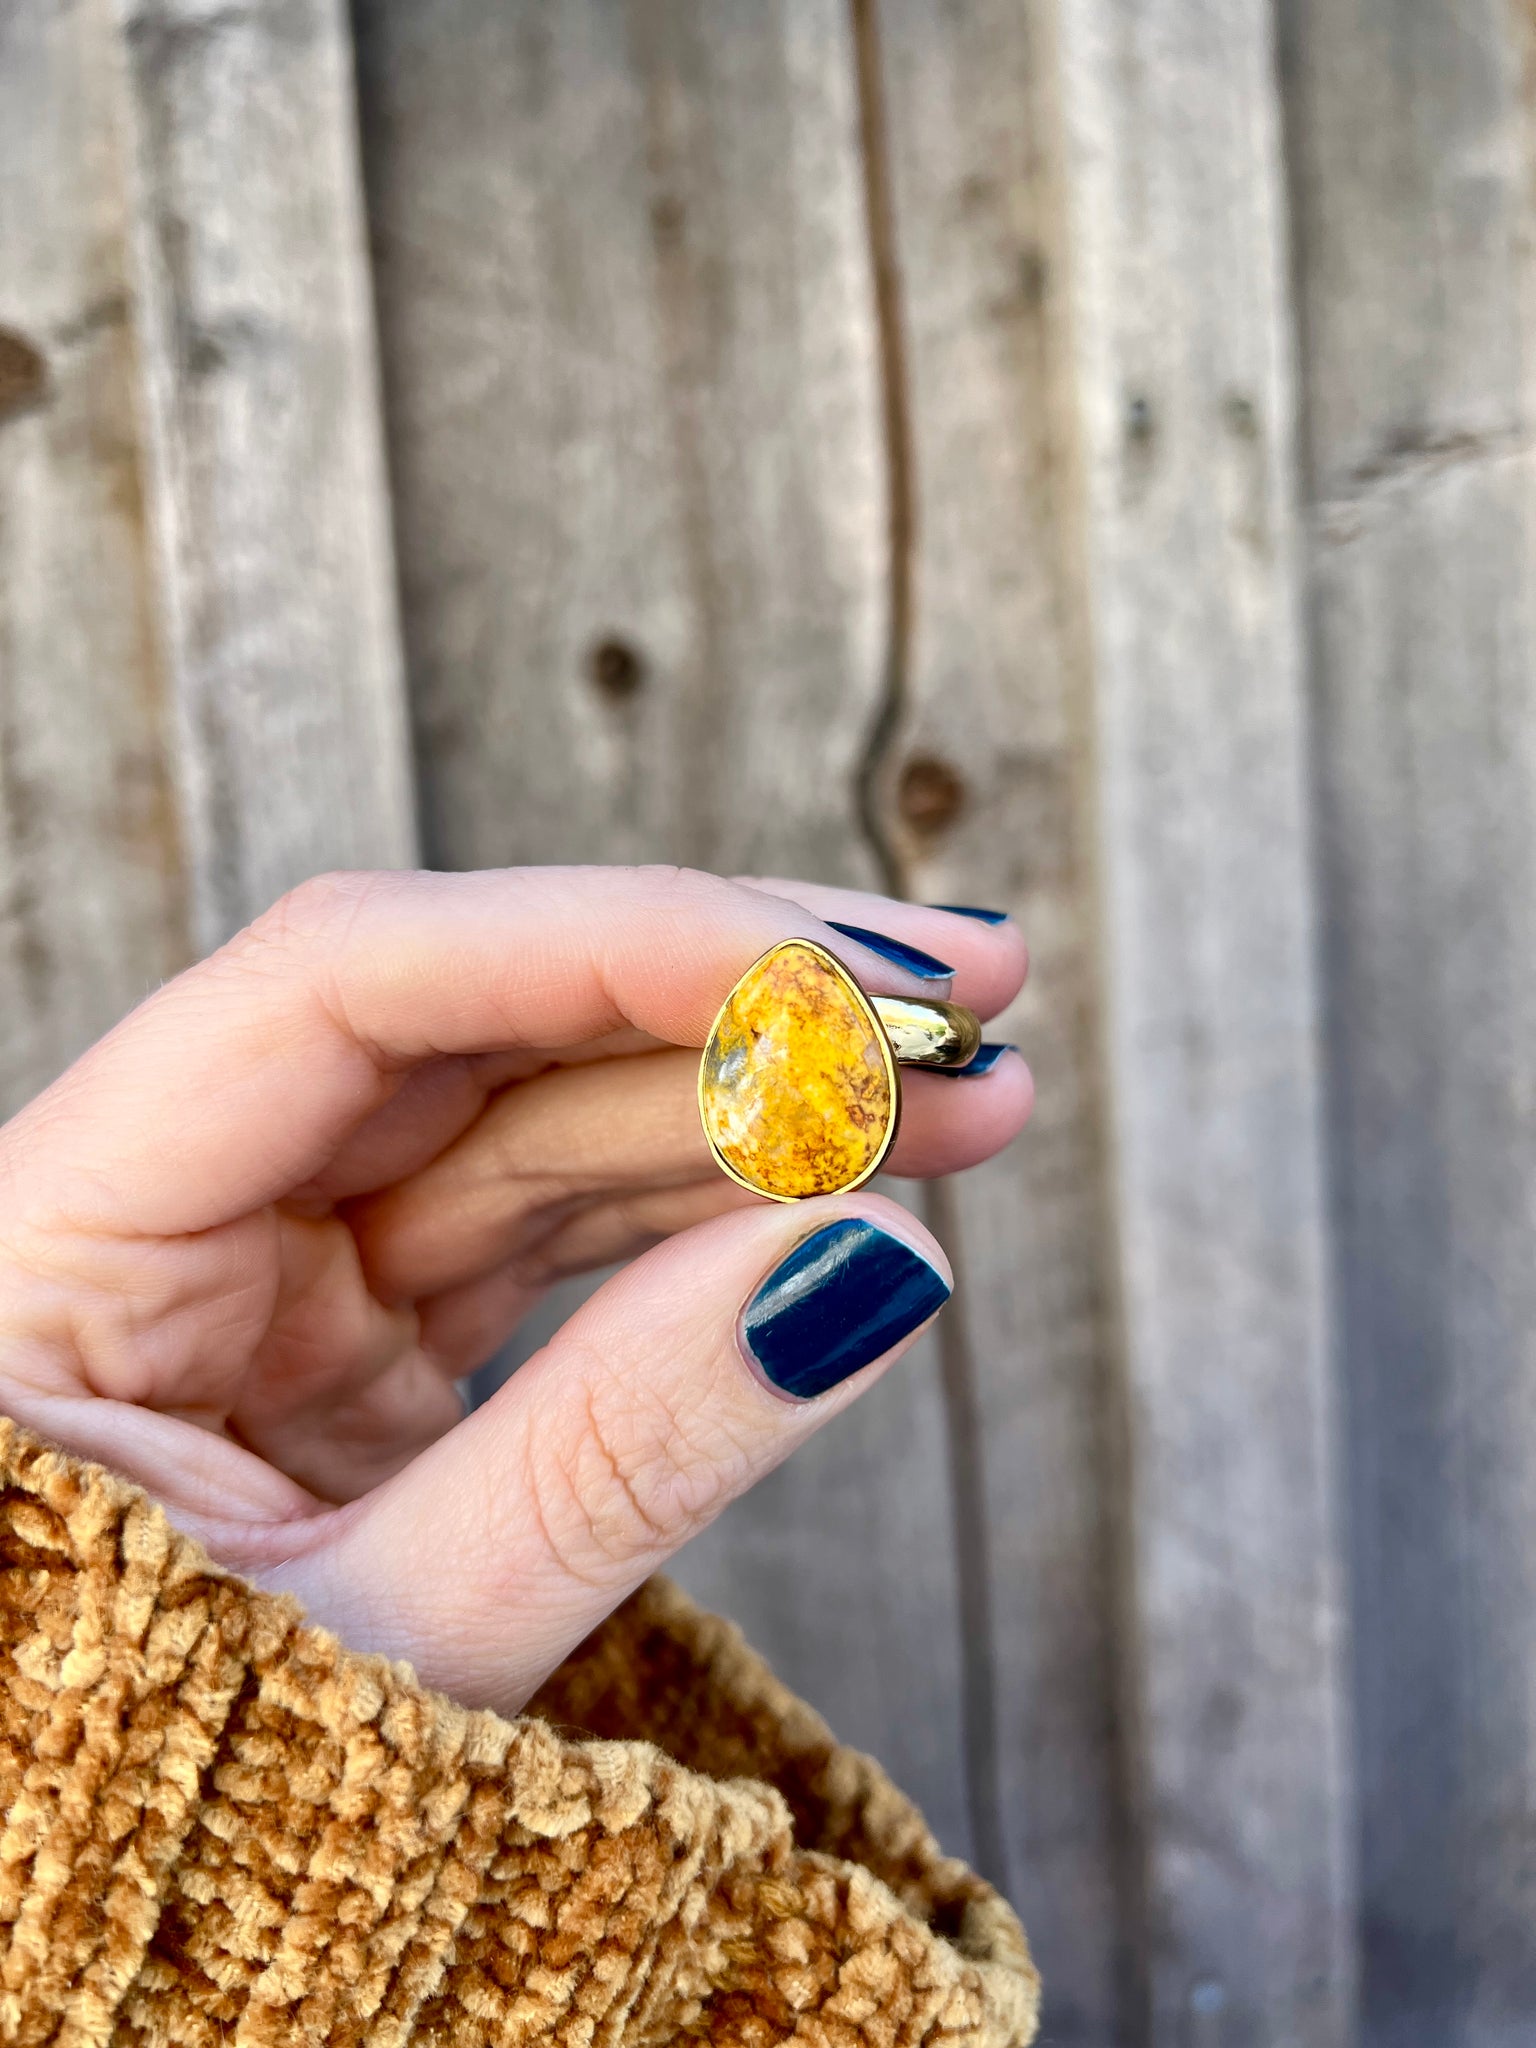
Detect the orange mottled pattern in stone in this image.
<box><xmin>700</xmin><ymin>942</ymin><xmax>895</xmax><ymax>1198</ymax></box>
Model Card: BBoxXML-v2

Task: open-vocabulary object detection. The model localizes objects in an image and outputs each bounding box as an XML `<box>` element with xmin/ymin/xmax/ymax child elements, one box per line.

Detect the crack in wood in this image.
<box><xmin>848</xmin><ymin>0</ymin><xmax>913</xmax><ymax>903</ymax></box>
<box><xmin>847</xmin><ymin>0</ymin><xmax>1005</xmax><ymax>1890</ymax></box>
<box><xmin>1317</xmin><ymin>422</ymin><xmax>1535</xmax><ymax>524</ymax></box>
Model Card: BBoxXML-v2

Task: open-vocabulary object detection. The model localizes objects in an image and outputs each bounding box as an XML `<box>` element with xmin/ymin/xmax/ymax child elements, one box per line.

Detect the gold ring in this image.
<box><xmin>698</xmin><ymin>938</ymin><xmax>982</xmax><ymax>1202</ymax></box>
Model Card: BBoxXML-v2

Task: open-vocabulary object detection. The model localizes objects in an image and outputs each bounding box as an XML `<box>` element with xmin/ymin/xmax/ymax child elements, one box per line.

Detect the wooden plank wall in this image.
<box><xmin>2</xmin><ymin>0</ymin><xmax>1535</xmax><ymax>2041</ymax></box>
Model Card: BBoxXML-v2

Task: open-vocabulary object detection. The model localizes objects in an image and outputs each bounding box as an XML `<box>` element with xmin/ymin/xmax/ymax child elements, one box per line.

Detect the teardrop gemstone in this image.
<box><xmin>699</xmin><ymin>940</ymin><xmax>897</xmax><ymax>1200</ymax></box>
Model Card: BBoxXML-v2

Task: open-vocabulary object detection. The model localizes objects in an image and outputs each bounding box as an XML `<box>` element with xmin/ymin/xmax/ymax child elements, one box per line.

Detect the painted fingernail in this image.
<box><xmin>741</xmin><ymin>1218</ymin><xmax>952</xmax><ymax>1401</ymax></box>
<box><xmin>930</xmin><ymin>903</ymin><xmax>1010</xmax><ymax>925</ymax></box>
<box><xmin>927</xmin><ymin>1042</ymin><xmax>1017</xmax><ymax>1079</ymax></box>
<box><xmin>826</xmin><ymin>920</ymin><xmax>954</xmax><ymax>981</ymax></box>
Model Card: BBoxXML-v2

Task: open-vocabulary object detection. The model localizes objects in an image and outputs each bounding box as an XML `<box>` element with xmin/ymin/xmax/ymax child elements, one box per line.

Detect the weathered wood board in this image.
<box><xmin>0</xmin><ymin>0</ymin><xmax>413</xmax><ymax>1125</ymax></box>
<box><xmin>866</xmin><ymin>1</ymin><xmax>1127</xmax><ymax>2031</ymax></box>
<box><xmin>354</xmin><ymin>0</ymin><xmax>888</xmax><ymax>889</ymax></box>
<box><xmin>1047</xmin><ymin>0</ymin><xmax>1357</xmax><ymax>2039</ymax></box>
<box><xmin>1282</xmin><ymin>1</ymin><xmax>1536</xmax><ymax>2038</ymax></box>
<box><xmin>0</xmin><ymin>0</ymin><xmax>189</xmax><ymax>1113</ymax></box>
<box><xmin>115</xmin><ymin>0</ymin><xmax>416</xmax><ymax>944</ymax></box>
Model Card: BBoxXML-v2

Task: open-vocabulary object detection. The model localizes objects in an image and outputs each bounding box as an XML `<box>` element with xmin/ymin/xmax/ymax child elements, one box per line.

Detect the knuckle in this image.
<box><xmin>523</xmin><ymin>1345</ymin><xmax>732</xmax><ymax>1584</ymax></box>
<box><xmin>233</xmin><ymin>871</ymin><xmax>394</xmax><ymax>964</ymax></box>
<box><xmin>212</xmin><ymin>871</ymin><xmax>403</xmax><ymax>1010</ymax></box>
<box><xmin>636</xmin><ymin>864</ymin><xmax>732</xmax><ymax>914</ymax></box>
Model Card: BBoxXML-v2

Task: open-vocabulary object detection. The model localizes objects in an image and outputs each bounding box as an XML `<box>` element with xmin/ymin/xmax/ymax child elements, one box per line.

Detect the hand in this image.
<box><xmin>0</xmin><ymin>867</ymin><xmax>1029</xmax><ymax>1712</ymax></box>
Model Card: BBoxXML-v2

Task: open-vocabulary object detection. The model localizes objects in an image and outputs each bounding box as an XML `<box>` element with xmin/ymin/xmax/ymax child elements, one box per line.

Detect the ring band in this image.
<box><xmin>871</xmin><ymin>994</ymin><xmax>982</xmax><ymax>1070</ymax></box>
<box><xmin>698</xmin><ymin>938</ymin><xmax>983</xmax><ymax>1202</ymax></box>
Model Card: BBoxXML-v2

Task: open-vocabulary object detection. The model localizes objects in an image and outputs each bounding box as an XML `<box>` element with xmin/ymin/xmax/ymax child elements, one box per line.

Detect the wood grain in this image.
<box><xmin>0</xmin><ymin>0</ymin><xmax>190</xmax><ymax>1119</ymax></box>
<box><xmin>1051</xmin><ymin>0</ymin><xmax>1355</xmax><ymax>2037</ymax></box>
<box><xmin>114</xmin><ymin>0</ymin><xmax>416</xmax><ymax>947</ymax></box>
<box><xmin>351</xmin><ymin>0</ymin><xmax>976</xmax><ymax>1858</ymax></box>
<box><xmin>1281</xmin><ymin>1</ymin><xmax>1536</xmax><ymax>2037</ymax></box>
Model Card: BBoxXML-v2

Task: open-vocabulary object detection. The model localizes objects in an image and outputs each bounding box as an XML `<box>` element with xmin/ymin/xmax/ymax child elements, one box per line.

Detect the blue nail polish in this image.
<box><xmin>930</xmin><ymin>903</ymin><xmax>1010</xmax><ymax>926</ymax></box>
<box><xmin>927</xmin><ymin>1042</ymin><xmax>1017</xmax><ymax>1079</ymax></box>
<box><xmin>741</xmin><ymin>1219</ymin><xmax>952</xmax><ymax>1401</ymax></box>
<box><xmin>826</xmin><ymin>920</ymin><xmax>954</xmax><ymax>981</ymax></box>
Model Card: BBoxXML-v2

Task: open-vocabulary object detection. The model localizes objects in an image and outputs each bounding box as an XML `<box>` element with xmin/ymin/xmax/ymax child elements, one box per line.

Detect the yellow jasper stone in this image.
<box><xmin>699</xmin><ymin>940</ymin><xmax>897</xmax><ymax>1200</ymax></box>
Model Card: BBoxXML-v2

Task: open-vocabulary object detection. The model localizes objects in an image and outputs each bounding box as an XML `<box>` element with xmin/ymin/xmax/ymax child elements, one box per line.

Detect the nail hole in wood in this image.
<box><xmin>0</xmin><ymin>329</ymin><xmax>48</xmax><ymax>422</ymax></box>
<box><xmin>897</xmin><ymin>755</ymin><xmax>965</xmax><ymax>836</ymax></box>
<box><xmin>586</xmin><ymin>635</ymin><xmax>647</xmax><ymax>702</ymax></box>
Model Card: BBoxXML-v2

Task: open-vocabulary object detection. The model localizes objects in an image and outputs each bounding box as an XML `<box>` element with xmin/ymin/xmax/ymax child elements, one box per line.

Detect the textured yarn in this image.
<box><xmin>0</xmin><ymin>1418</ymin><xmax>1039</xmax><ymax>2047</ymax></box>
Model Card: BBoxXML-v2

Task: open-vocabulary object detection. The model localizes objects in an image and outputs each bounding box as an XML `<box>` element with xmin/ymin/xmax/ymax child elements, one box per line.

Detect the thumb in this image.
<box><xmin>266</xmin><ymin>1194</ymin><xmax>951</xmax><ymax>1713</ymax></box>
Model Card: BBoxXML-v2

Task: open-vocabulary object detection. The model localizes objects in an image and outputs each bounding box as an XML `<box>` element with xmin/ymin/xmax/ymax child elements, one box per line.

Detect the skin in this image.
<box><xmin>0</xmin><ymin>866</ymin><xmax>1030</xmax><ymax>1714</ymax></box>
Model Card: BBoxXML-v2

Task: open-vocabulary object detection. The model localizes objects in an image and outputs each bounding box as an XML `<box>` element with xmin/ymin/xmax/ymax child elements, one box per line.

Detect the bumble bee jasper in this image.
<box><xmin>699</xmin><ymin>941</ymin><xmax>897</xmax><ymax>1199</ymax></box>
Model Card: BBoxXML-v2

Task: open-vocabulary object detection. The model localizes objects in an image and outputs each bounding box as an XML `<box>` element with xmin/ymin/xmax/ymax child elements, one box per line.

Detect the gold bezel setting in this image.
<box><xmin>698</xmin><ymin>940</ymin><xmax>901</xmax><ymax>1203</ymax></box>
<box><xmin>698</xmin><ymin>938</ymin><xmax>979</xmax><ymax>1202</ymax></box>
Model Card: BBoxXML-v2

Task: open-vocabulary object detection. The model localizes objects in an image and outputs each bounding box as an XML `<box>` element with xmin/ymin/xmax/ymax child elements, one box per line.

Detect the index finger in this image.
<box><xmin>734</xmin><ymin>877</ymin><xmax>1027</xmax><ymax>1019</ymax></box>
<box><xmin>2</xmin><ymin>865</ymin><xmax>1025</xmax><ymax>1237</ymax></box>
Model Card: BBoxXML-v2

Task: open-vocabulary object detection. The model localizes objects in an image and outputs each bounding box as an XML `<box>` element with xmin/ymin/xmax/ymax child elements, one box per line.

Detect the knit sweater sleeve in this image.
<box><xmin>0</xmin><ymin>1418</ymin><xmax>1039</xmax><ymax>2048</ymax></box>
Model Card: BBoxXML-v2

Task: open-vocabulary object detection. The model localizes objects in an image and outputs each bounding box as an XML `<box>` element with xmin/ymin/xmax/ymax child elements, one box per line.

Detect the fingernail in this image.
<box><xmin>826</xmin><ymin>920</ymin><xmax>954</xmax><ymax>981</ymax></box>
<box><xmin>741</xmin><ymin>1218</ymin><xmax>952</xmax><ymax>1401</ymax></box>
<box><xmin>930</xmin><ymin>903</ymin><xmax>1010</xmax><ymax>926</ymax></box>
<box><xmin>928</xmin><ymin>1041</ymin><xmax>1017</xmax><ymax>1079</ymax></box>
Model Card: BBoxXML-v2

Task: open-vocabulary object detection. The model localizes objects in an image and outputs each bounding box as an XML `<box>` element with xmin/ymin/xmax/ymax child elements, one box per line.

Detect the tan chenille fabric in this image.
<box><xmin>0</xmin><ymin>1419</ymin><xmax>1039</xmax><ymax>2047</ymax></box>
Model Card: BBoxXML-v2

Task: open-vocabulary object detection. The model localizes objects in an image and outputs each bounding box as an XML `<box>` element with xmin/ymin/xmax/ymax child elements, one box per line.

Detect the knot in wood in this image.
<box><xmin>586</xmin><ymin>635</ymin><xmax>646</xmax><ymax>702</ymax></box>
<box><xmin>897</xmin><ymin>755</ymin><xmax>965</xmax><ymax>836</ymax></box>
<box><xmin>0</xmin><ymin>329</ymin><xmax>48</xmax><ymax>421</ymax></box>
